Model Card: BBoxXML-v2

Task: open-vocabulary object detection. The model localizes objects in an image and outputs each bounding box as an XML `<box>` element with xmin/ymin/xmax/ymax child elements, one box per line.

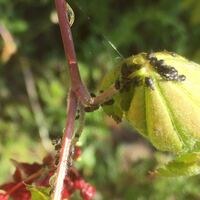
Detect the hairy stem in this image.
<box><xmin>52</xmin><ymin>90</ymin><xmax>77</xmax><ymax>200</ymax></box>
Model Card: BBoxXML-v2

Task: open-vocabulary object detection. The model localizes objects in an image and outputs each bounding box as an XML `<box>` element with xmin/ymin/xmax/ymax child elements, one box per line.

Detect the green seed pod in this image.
<box><xmin>100</xmin><ymin>51</ymin><xmax>200</xmax><ymax>155</ymax></box>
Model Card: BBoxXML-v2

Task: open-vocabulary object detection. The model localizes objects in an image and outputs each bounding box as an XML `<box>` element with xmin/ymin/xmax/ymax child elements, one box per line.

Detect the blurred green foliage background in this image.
<box><xmin>1</xmin><ymin>0</ymin><xmax>200</xmax><ymax>199</ymax></box>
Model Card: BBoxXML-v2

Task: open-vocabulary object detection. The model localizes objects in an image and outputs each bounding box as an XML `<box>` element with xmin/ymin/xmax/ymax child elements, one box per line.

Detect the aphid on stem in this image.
<box><xmin>102</xmin><ymin>99</ymin><xmax>115</xmax><ymax>106</ymax></box>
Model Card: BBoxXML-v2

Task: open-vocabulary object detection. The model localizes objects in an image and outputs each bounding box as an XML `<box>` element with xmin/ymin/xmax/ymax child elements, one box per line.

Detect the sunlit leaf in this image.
<box><xmin>156</xmin><ymin>152</ymin><xmax>200</xmax><ymax>177</ymax></box>
<box><xmin>27</xmin><ymin>185</ymin><xmax>50</xmax><ymax>200</ymax></box>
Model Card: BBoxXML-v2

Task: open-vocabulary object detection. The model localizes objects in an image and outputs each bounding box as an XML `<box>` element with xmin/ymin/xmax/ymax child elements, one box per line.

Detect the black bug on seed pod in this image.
<box><xmin>147</xmin><ymin>52</ymin><xmax>158</xmax><ymax>66</ymax></box>
<box><xmin>178</xmin><ymin>75</ymin><xmax>186</xmax><ymax>81</ymax></box>
<box><xmin>121</xmin><ymin>63</ymin><xmax>132</xmax><ymax>78</ymax></box>
<box><xmin>156</xmin><ymin>59</ymin><xmax>164</xmax><ymax>67</ymax></box>
<box><xmin>132</xmin><ymin>76</ymin><xmax>142</xmax><ymax>86</ymax></box>
<box><xmin>145</xmin><ymin>77</ymin><xmax>155</xmax><ymax>90</ymax></box>
<box><xmin>132</xmin><ymin>63</ymin><xmax>142</xmax><ymax>71</ymax></box>
<box><xmin>147</xmin><ymin>52</ymin><xmax>186</xmax><ymax>82</ymax></box>
<box><xmin>150</xmin><ymin>57</ymin><xmax>158</xmax><ymax>66</ymax></box>
<box><xmin>120</xmin><ymin>62</ymin><xmax>142</xmax><ymax>93</ymax></box>
<box><xmin>120</xmin><ymin>80</ymin><xmax>132</xmax><ymax>93</ymax></box>
<box><xmin>121</xmin><ymin>63</ymin><xmax>141</xmax><ymax>78</ymax></box>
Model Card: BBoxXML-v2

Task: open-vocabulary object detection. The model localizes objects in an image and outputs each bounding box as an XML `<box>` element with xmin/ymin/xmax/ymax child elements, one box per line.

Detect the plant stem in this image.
<box><xmin>90</xmin><ymin>84</ymin><xmax>118</xmax><ymax>105</ymax></box>
<box><xmin>53</xmin><ymin>1</ymin><xmax>119</xmax><ymax>199</ymax></box>
<box><xmin>55</xmin><ymin>0</ymin><xmax>91</xmax><ymax>105</ymax></box>
<box><xmin>52</xmin><ymin>90</ymin><xmax>77</xmax><ymax>200</ymax></box>
<box><xmin>55</xmin><ymin>0</ymin><xmax>118</xmax><ymax>107</ymax></box>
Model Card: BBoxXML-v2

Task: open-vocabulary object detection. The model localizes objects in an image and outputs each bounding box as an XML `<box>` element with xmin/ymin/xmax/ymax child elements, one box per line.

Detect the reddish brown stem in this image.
<box><xmin>91</xmin><ymin>84</ymin><xmax>118</xmax><ymax>105</ymax></box>
<box><xmin>53</xmin><ymin>1</ymin><xmax>118</xmax><ymax>199</ymax></box>
<box><xmin>55</xmin><ymin>0</ymin><xmax>91</xmax><ymax>105</ymax></box>
<box><xmin>53</xmin><ymin>90</ymin><xmax>77</xmax><ymax>200</ymax></box>
<box><xmin>55</xmin><ymin>0</ymin><xmax>118</xmax><ymax>107</ymax></box>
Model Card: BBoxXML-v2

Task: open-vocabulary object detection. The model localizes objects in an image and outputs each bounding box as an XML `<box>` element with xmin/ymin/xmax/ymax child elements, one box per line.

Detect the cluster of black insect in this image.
<box><xmin>52</xmin><ymin>137</ymin><xmax>77</xmax><ymax>168</ymax></box>
<box><xmin>51</xmin><ymin>137</ymin><xmax>62</xmax><ymax>166</ymax></box>
<box><xmin>146</xmin><ymin>52</ymin><xmax>186</xmax><ymax>82</ymax></box>
<box><xmin>115</xmin><ymin>62</ymin><xmax>142</xmax><ymax>93</ymax></box>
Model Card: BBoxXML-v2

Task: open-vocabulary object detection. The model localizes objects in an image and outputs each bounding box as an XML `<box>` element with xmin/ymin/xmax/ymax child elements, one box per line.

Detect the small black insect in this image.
<box><xmin>84</xmin><ymin>105</ymin><xmax>99</xmax><ymax>112</ymax></box>
<box><xmin>120</xmin><ymin>79</ymin><xmax>132</xmax><ymax>93</ymax></box>
<box><xmin>121</xmin><ymin>63</ymin><xmax>139</xmax><ymax>79</ymax></box>
<box><xmin>75</xmin><ymin>114</ymin><xmax>80</xmax><ymax>120</ymax></box>
<box><xmin>178</xmin><ymin>75</ymin><xmax>186</xmax><ymax>82</ymax></box>
<box><xmin>99</xmin><ymin>90</ymin><xmax>104</xmax><ymax>93</ymax></box>
<box><xmin>67</xmin><ymin>158</ymin><xmax>73</xmax><ymax>168</ymax></box>
<box><xmin>145</xmin><ymin>77</ymin><xmax>155</xmax><ymax>90</ymax></box>
<box><xmin>121</xmin><ymin>63</ymin><xmax>131</xmax><ymax>77</ymax></box>
<box><xmin>55</xmin><ymin>143</ymin><xmax>61</xmax><ymax>151</ymax></box>
<box><xmin>74</xmin><ymin>133</ymin><xmax>80</xmax><ymax>139</ymax></box>
<box><xmin>112</xmin><ymin>115</ymin><xmax>122</xmax><ymax>124</ymax></box>
<box><xmin>115</xmin><ymin>79</ymin><xmax>121</xmax><ymax>90</ymax></box>
<box><xmin>150</xmin><ymin>57</ymin><xmax>158</xmax><ymax>66</ymax></box>
<box><xmin>51</xmin><ymin>137</ymin><xmax>61</xmax><ymax>146</ymax></box>
<box><xmin>90</xmin><ymin>93</ymin><xmax>96</xmax><ymax>97</ymax></box>
<box><xmin>75</xmin><ymin>109</ymin><xmax>80</xmax><ymax>120</ymax></box>
<box><xmin>132</xmin><ymin>63</ymin><xmax>142</xmax><ymax>71</ymax></box>
<box><xmin>102</xmin><ymin>99</ymin><xmax>115</xmax><ymax>106</ymax></box>
<box><xmin>55</xmin><ymin>155</ymin><xmax>59</xmax><ymax>166</ymax></box>
<box><xmin>132</xmin><ymin>76</ymin><xmax>142</xmax><ymax>86</ymax></box>
<box><xmin>156</xmin><ymin>59</ymin><xmax>164</xmax><ymax>67</ymax></box>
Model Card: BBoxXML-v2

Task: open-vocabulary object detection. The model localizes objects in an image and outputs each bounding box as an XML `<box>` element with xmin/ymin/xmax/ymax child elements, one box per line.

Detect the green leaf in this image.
<box><xmin>156</xmin><ymin>152</ymin><xmax>200</xmax><ymax>177</ymax></box>
<box><xmin>27</xmin><ymin>185</ymin><xmax>50</xmax><ymax>200</ymax></box>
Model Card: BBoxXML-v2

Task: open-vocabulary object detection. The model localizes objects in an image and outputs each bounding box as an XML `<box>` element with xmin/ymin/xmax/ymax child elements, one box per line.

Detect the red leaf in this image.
<box><xmin>11</xmin><ymin>159</ymin><xmax>42</xmax><ymax>176</ymax></box>
<box><xmin>0</xmin><ymin>155</ymin><xmax>96</xmax><ymax>200</ymax></box>
<box><xmin>13</xmin><ymin>168</ymin><xmax>22</xmax><ymax>182</ymax></box>
<box><xmin>42</xmin><ymin>154</ymin><xmax>54</xmax><ymax>167</ymax></box>
<box><xmin>0</xmin><ymin>183</ymin><xmax>31</xmax><ymax>200</ymax></box>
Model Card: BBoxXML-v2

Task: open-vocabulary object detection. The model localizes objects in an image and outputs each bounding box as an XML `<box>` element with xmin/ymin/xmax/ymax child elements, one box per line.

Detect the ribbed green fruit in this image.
<box><xmin>100</xmin><ymin>51</ymin><xmax>200</xmax><ymax>155</ymax></box>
